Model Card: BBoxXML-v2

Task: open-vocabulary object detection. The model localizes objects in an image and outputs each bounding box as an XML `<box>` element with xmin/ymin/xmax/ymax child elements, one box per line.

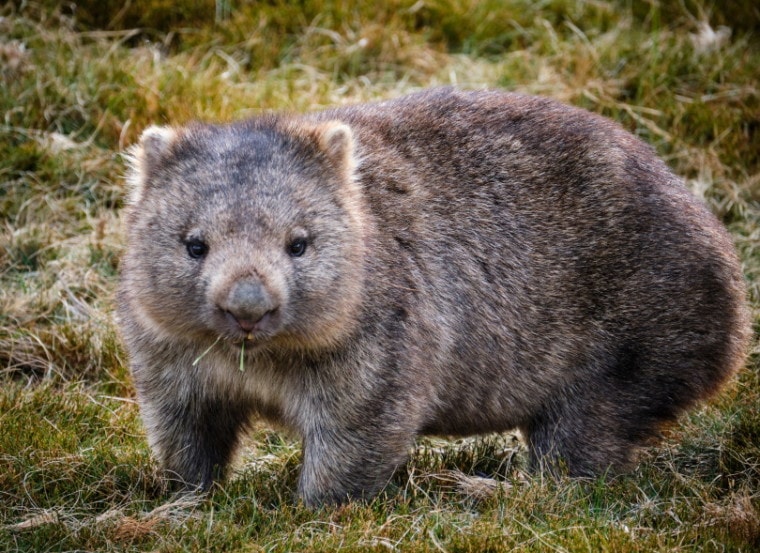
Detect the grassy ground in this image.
<box><xmin>1</xmin><ymin>1</ymin><xmax>759</xmax><ymax>551</ymax></box>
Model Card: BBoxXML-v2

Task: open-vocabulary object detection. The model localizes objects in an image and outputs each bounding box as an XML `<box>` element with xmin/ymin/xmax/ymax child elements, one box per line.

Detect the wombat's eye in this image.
<box><xmin>288</xmin><ymin>237</ymin><xmax>307</xmax><ymax>257</ymax></box>
<box><xmin>186</xmin><ymin>238</ymin><xmax>209</xmax><ymax>259</ymax></box>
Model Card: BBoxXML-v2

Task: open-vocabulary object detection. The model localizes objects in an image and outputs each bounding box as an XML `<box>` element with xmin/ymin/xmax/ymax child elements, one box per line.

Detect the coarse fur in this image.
<box><xmin>118</xmin><ymin>87</ymin><xmax>751</xmax><ymax>506</ymax></box>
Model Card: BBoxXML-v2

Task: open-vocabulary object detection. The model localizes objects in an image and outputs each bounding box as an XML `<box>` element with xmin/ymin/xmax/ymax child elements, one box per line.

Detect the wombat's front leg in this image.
<box><xmin>135</xmin><ymin>363</ymin><xmax>251</xmax><ymax>490</ymax></box>
<box><xmin>297</xmin><ymin>420</ymin><xmax>414</xmax><ymax>506</ymax></box>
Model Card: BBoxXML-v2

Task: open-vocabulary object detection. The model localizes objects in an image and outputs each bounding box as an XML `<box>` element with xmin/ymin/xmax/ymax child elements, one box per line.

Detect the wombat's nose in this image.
<box><xmin>221</xmin><ymin>280</ymin><xmax>278</xmax><ymax>333</ymax></box>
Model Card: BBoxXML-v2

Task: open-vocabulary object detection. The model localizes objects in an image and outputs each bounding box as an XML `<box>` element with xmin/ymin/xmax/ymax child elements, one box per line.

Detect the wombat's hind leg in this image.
<box><xmin>520</xmin><ymin>341</ymin><xmax>709</xmax><ymax>477</ymax></box>
<box><xmin>520</xmin><ymin>384</ymin><xmax>655</xmax><ymax>477</ymax></box>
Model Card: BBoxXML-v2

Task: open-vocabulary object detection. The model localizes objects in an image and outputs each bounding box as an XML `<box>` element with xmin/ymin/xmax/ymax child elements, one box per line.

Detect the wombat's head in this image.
<box><xmin>121</xmin><ymin>117</ymin><xmax>367</xmax><ymax>354</ymax></box>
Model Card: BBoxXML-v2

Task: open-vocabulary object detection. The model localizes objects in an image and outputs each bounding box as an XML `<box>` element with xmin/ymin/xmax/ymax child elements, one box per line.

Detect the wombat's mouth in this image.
<box><xmin>202</xmin><ymin>331</ymin><xmax>268</xmax><ymax>360</ymax></box>
<box><xmin>240</xmin><ymin>332</ymin><xmax>269</xmax><ymax>346</ymax></box>
<box><xmin>219</xmin><ymin>328</ymin><xmax>272</xmax><ymax>348</ymax></box>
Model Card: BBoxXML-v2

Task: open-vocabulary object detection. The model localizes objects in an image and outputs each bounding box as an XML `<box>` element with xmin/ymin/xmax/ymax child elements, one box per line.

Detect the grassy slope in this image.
<box><xmin>1</xmin><ymin>1</ymin><xmax>759</xmax><ymax>551</ymax></box>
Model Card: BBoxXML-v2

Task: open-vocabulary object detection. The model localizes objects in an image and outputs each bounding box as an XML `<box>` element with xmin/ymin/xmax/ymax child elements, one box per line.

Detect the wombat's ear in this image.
<box><xmin>312</xmin><ymin>121</ymin><xmax>366</xmax><ymax>236</ymax></box>
<box><xmin>126</xmin><ymin>125</ymin><xmax>178</xmax><ymax>204</ymax></box>
<box><xmin>312</xmin><ymin>121</ymin><xmax>357</xmax><ymax>177</ymax></box>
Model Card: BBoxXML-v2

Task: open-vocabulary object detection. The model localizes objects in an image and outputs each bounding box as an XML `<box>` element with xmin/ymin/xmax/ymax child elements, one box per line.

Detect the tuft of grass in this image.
<box><xmin>1</xmin><ymin>0</ymin><xmax>758</xmax><ymax>551</ymax></box>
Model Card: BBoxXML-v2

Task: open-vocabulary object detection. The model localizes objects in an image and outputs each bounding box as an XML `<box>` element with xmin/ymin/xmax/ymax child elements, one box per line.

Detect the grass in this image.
<box><xmin>1</xmin><ymin>0</ymin><xmax>759</xmax><ymax>550</ymax></box>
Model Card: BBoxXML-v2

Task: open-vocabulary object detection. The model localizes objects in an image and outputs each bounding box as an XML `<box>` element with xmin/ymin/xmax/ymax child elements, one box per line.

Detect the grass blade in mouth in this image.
<box><xmin>239</xmin><ymin>340</ymin><xmax>245</xmax><ymax>372</ymax></box>
<box><xmin>192</xmin><ymin>335</ymin><xmax>222</xmax><ymax>366</ymax></box>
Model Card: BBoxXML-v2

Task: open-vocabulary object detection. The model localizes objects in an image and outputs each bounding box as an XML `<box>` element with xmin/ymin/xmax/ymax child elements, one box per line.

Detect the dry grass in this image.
<box><xmin>1</xmin><ymin>1</ymin><xmax>759</xmax><ymax>551</ymax></box>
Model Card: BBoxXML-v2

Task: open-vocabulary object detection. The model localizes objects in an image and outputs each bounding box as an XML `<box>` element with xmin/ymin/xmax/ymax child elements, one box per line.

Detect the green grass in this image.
<box><xmin>1</xmin><ymin>1</ymin><xmax>759</xmax><ymax>551</ymax></box>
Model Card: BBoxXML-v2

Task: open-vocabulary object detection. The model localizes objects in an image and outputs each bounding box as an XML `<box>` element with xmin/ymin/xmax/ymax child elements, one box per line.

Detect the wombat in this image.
<box><xmin>118</xmin><ymin>87</ymin><xmax>750</xmax><ymax>506</ymax></box>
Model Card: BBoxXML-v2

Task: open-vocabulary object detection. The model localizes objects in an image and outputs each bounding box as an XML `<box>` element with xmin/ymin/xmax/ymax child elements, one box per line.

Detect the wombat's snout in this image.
<box><xmin>218</xmin><ymin>279</ymin><xmax>280</xmax><ymax>335</ymax></box>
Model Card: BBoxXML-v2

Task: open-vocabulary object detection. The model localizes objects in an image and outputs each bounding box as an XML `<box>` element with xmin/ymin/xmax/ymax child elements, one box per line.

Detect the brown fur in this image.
<box><xmin>118</xmin><ymin>88</ymin><xmax>751</xmax><ymax>506</ymax></box>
